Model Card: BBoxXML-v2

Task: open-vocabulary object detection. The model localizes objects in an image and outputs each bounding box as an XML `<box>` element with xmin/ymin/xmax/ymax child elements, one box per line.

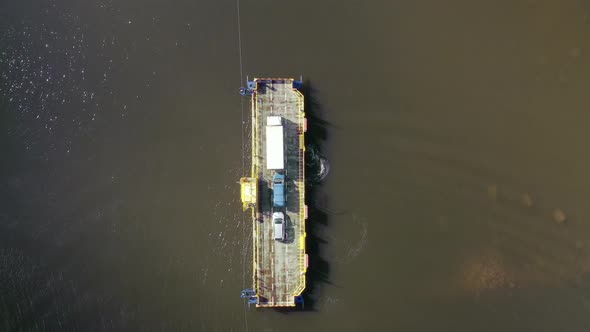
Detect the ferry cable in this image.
<box><xmin>236</xmin><ymin>0</ymin><xmax>250</xmax><ymax>329</ymax></box>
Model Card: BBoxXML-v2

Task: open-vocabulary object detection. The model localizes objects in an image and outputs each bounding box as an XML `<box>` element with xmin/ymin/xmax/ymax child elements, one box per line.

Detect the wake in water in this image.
<box><xmin>306</xmin><ymin>144</ymin><xmax>329</xmax><ymax>184</ymax></box>
<box><xmin>318</xmin><ymin>158</ymin><xmax>330</xmax><ymax>182</ymax></box>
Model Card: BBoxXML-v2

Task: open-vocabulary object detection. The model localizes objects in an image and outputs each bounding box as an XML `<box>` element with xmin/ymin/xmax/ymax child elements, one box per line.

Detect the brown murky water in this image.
<box><xmin>2</xmin><ymin>0</ymin><xmax>590</xmax><ymax>330</ymax></box>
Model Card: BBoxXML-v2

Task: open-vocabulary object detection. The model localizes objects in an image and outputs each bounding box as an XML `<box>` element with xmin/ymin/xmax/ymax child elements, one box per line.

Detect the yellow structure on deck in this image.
<box><xmin>239</xmin><ymin>177</ymin><xmax>257</xmax><ymax>210</ymax></box>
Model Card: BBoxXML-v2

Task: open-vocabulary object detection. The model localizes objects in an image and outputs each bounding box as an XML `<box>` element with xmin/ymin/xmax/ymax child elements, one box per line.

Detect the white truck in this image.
<box><xmin>266</xmin><ymin>116</ymin><xmax>284</xmax><ymax>170</ymax></box>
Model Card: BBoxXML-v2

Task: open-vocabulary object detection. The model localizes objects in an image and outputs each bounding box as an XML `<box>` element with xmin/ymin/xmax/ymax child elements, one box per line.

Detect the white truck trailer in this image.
<box><xmin>265</xmin><ymin>116</ymin><xmax>284</xmax><ymax>170</ymax></box>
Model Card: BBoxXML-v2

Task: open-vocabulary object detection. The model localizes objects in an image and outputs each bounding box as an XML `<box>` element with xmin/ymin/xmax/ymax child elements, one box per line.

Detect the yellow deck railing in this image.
<box><xmin>251</xmin><ymin>81</ymin><xmax>260</xmax><ymax>297</ymax></box>
<box><xmin>293</xmin><ymin>86</ymin><xmax>307</xmax><ymax>297</ymax></box>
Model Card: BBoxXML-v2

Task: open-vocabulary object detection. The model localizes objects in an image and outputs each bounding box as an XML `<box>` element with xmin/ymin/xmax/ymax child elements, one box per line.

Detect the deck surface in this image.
<box><xmin>251</xmin><ymin>78</ymin><xmax>305</xmax><ymax>307</ymax></box>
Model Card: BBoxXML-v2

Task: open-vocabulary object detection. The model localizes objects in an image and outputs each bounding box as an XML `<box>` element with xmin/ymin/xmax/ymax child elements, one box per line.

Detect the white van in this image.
<box><xmin>273</xmin><ymin>212</ymin><xmax>285</xmax><ymax>241</ymax></box>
